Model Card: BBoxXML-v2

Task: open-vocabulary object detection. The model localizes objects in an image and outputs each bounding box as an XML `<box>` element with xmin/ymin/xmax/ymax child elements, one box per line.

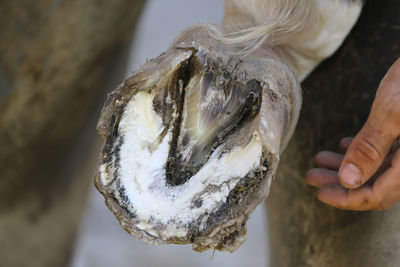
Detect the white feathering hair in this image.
<box><xmin>203</xmin><ymin>0</ymin><xmax>362</xmax><ymax>80</ymax></box>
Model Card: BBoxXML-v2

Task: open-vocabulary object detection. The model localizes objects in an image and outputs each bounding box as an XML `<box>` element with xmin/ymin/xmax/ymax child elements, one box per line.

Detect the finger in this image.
<box><xmin>318</xmin><ymin>149</ymin><xmax>400</xmax><ymax>211</ymax></box>
<box><xmin>370</xmin><ymin>149</ymin><xmax>400</xmax><ymax>210</ymax></box>
<box><xmin>315</xmin><ymin>151</ymin><xmax>343</xmax><ymax>170</ymax></box>
<box><xmin>317</xmin><ymin>184</ymin><xmax>377</xmax><ymax>211</ymax></box>
<box><xmin>338</xmin><ymin>121</ymin><xmax>397</xmax><ymax>189</ymax></box>
<box><xmin>306</xmin><ymin>168</ymin><xmax>339</xmax><ymax>187</ymax></box>
<box><xmin>339</xmin><ymin>137</ymin><xmax>353</xmax><ymax>152</ymax></box>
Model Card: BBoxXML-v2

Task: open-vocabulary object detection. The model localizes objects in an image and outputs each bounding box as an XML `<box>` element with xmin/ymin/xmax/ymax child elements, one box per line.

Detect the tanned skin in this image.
<box><xmin>307</xmin><ymin>58</ymin><xmax>400</xmax><ymax>211</ymax></box>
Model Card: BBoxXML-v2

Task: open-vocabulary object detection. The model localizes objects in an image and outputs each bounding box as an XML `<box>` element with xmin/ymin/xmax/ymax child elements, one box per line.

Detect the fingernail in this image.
<box><xmin>340</xmin><ymin>163</ymin><xmax>361</xmax><ymax>186</ymax></box>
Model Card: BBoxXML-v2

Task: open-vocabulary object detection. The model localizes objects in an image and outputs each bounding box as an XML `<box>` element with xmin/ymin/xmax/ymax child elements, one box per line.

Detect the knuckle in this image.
<box><xmin>353</xmin><ymin>136</ymin><xmax>382</xmax><ymax>163</ymax></box>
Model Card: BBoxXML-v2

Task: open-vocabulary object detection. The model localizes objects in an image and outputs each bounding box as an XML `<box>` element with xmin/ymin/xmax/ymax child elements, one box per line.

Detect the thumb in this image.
<box><xmin>339</xmin><ymin>121</ymin><xmax>393</xmax><ymax>188</ymax></box>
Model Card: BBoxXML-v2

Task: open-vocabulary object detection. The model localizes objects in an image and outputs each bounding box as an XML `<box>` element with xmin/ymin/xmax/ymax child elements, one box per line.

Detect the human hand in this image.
<box><xmin>306</xmin><ymin>58</ymin><xmax>400</xmax><ymax>210</ymax></box>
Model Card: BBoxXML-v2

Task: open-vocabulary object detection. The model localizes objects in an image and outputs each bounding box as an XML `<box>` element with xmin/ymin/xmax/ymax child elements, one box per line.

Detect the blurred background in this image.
<box><xmin>0</xmin><ymin>0</ymin><xmax>269</xmax><ymax>266</ymax></box>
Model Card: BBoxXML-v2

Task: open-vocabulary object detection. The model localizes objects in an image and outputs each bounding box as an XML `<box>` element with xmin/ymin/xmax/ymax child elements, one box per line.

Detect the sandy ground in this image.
<box><xmin>69</xmin><ymin>1</ymin><xmax>269</xmax><ymax>266</ymax></box>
